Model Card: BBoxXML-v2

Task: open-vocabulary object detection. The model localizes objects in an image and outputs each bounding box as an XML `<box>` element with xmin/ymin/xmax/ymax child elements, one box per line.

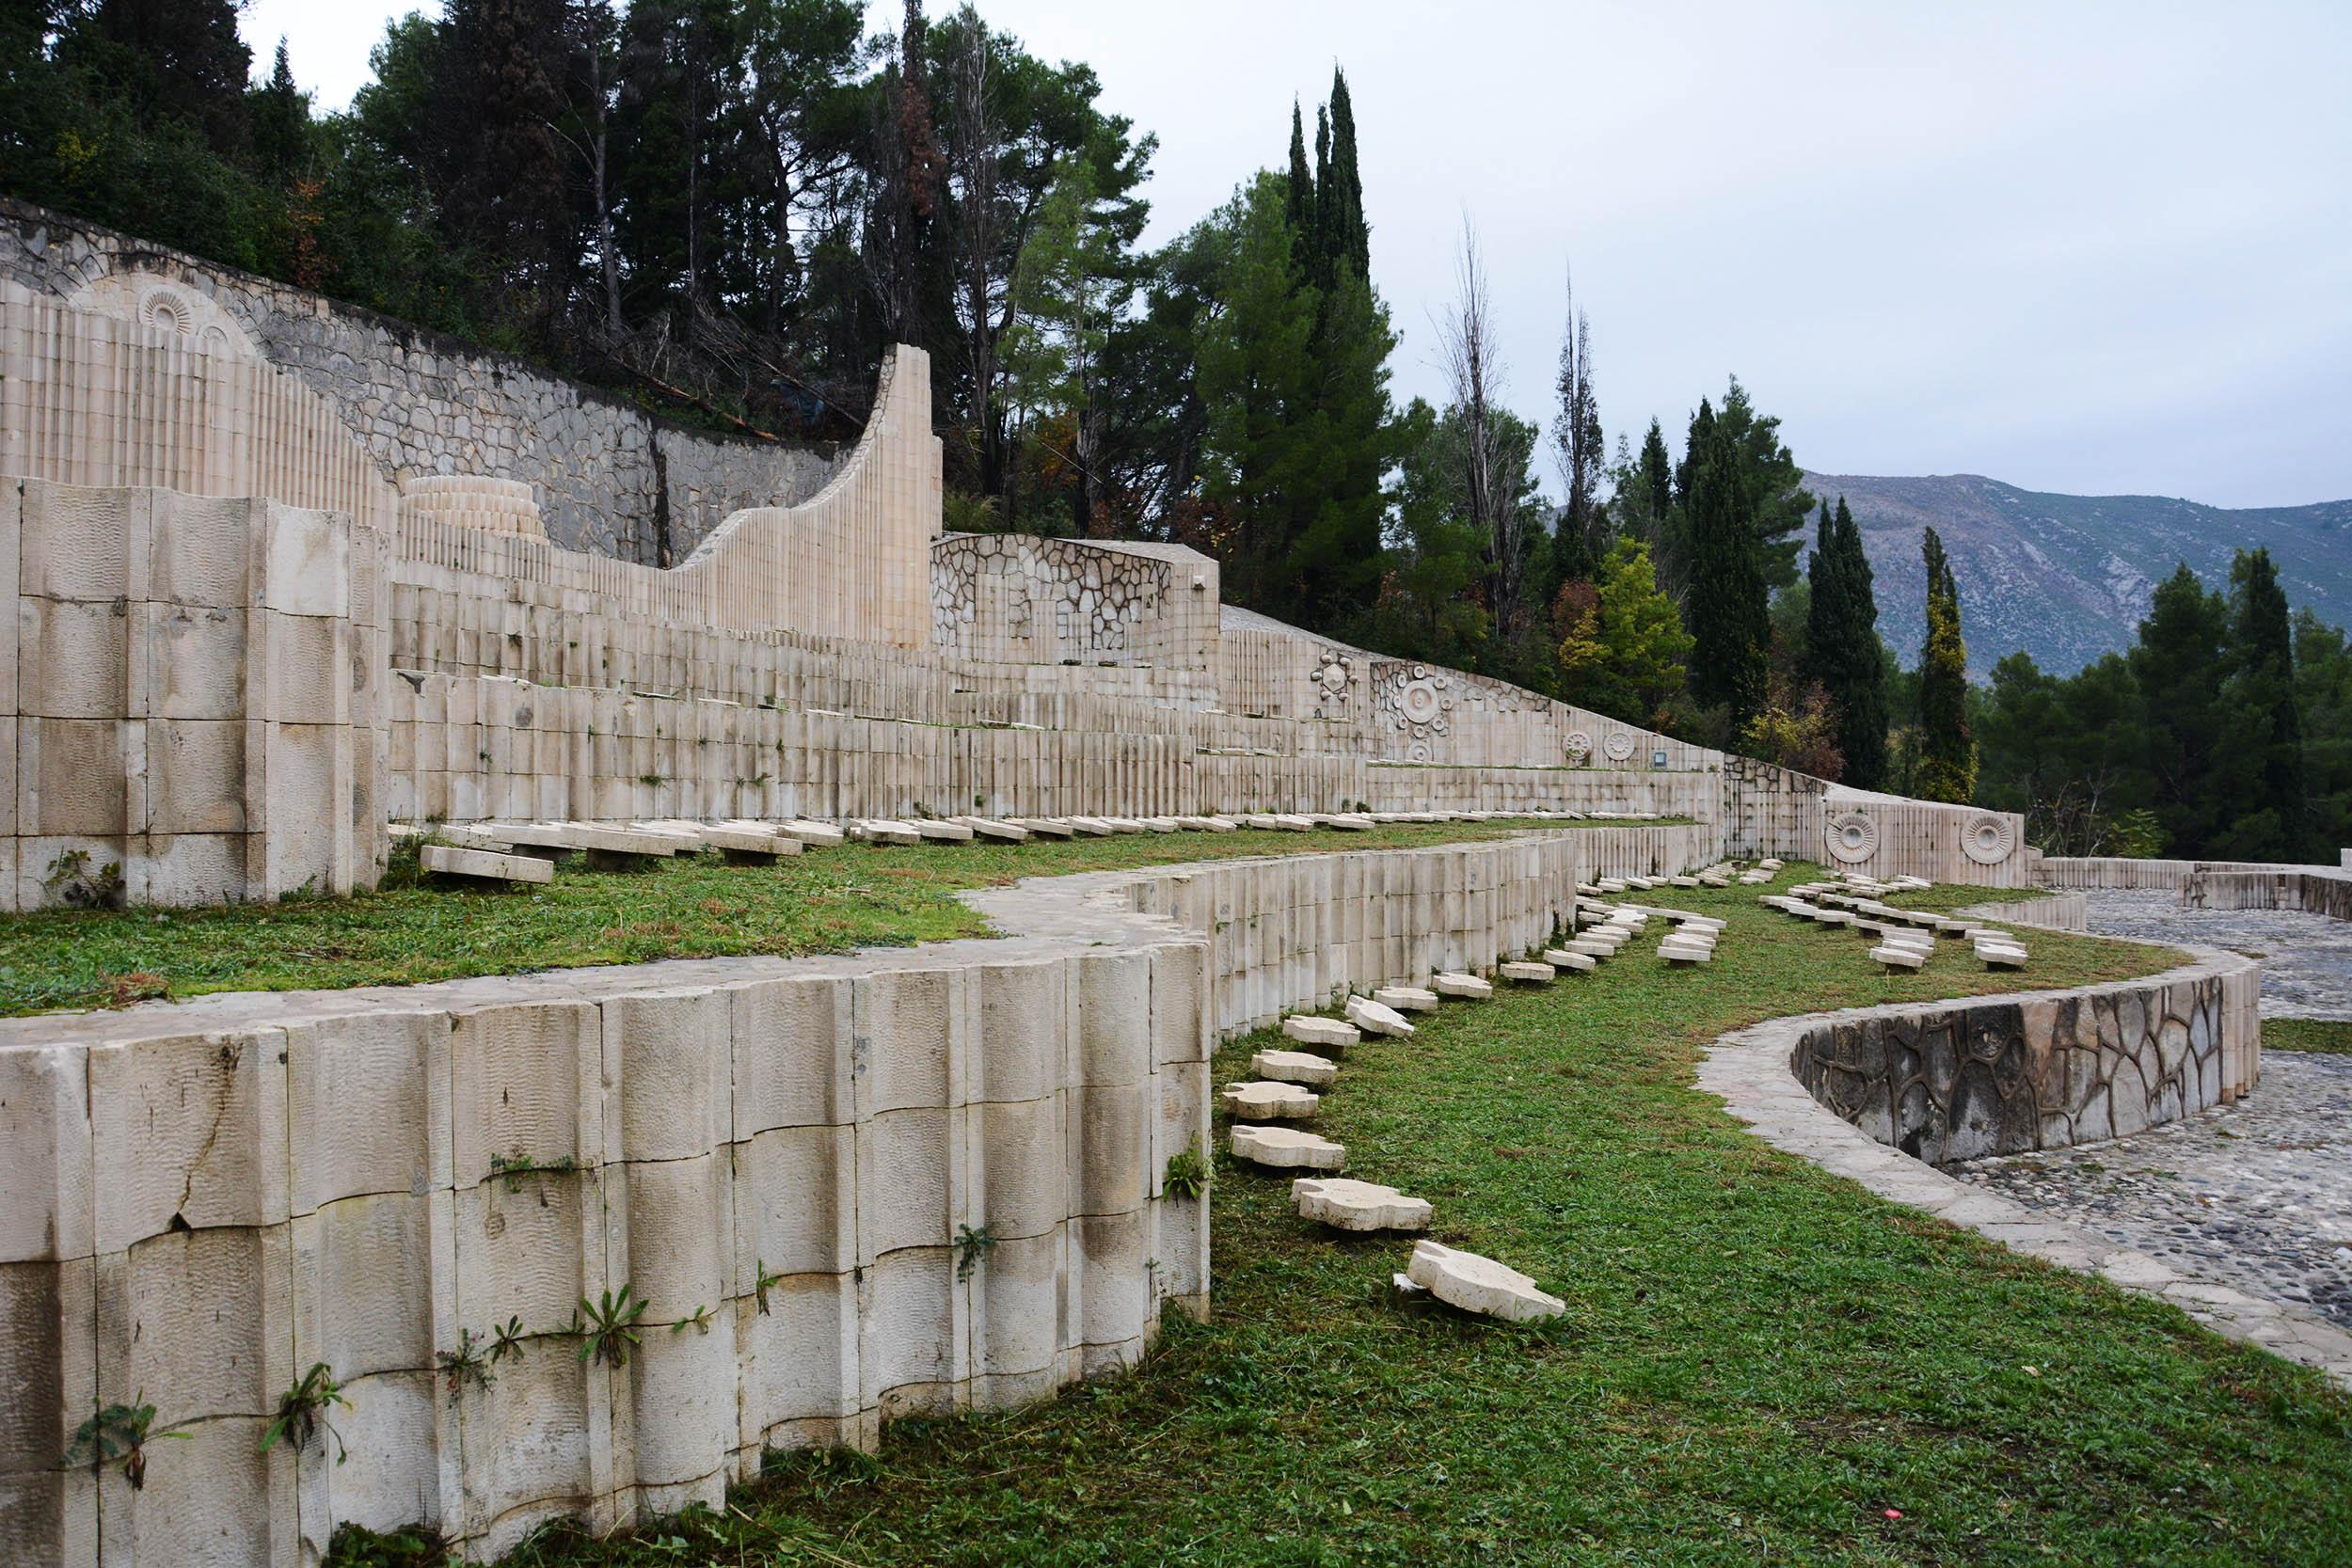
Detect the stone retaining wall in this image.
<box><xmin>1787</xmin><ymin>949</ymin><xmax>2260</xmax><ymax>1164</ymax></box>
<box><xmin>0</xmin><ymin>201</ymin><xmax>841</xmax><ymax>562</ymax></box>
<box><xmin>0</xmin><ymin>823</ymin><xmax>1687</xmax><ymax>1564</ymax></box>
<box><xmin>1957</xmin><ymin>893</ymin><xmax>2089</xmax><ymax>932</ymax></box>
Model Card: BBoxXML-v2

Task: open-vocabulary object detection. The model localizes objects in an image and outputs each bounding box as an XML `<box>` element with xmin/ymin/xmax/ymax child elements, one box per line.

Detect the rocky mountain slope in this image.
<box><xmin>1802</xmin><ymin>472</ymin><xmax>2352</xmax><ymax>675</ymax></box>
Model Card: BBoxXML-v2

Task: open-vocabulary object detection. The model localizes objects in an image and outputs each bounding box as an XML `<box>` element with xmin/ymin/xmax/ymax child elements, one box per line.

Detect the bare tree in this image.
<box><xmin>540</xmin><ymin>0</ymin><xmax>624</xmax><ymax>337</ymax></box>
<box><xmin>949</xmin><ymin>6</ymin><xmax>1003</xmax><ymax>498</ymax></box>
<box><xmin>1553</xmin><ymin>263</ymin><xmax>1602</xmax><ymax>574</ymax></box>
<box><xmin>1438</xmin><ymin>222</ymin><xmax>1524</xmax><ymax>643</ymax></box>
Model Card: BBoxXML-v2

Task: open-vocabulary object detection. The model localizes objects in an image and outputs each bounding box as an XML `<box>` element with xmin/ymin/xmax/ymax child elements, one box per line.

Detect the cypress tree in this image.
<box><xmin>2227</xmin><ymin>546</ymin><xmax>2310</xmax><ymax>858</ymax></box>
<box><xmin>1683</xmin><ymin>420</ymin><xmax>1769</xmax><ymax>729</ymax></box>
<box><xmin>1914</xmin><ymin>527</ymin><xmax>1977</xmax><ymax>801</ymax></box>
<box><xmin>1285</xmin><ymin>101</ymin><xmax>1314</xmax><ymax>277</ymax></box>
<box><xmin>1805</xmin><ymin>497</ymin><xmax>1889</xmax><ymax>787</ymax></box>
<box><xmin>2131</xmin><ymin>563</ymin><xmax>2233</xmax><ymax>852</ymax></box>
<box><xmin>1325</xmin><ymin>67</ymin><xmax>1369</xmax><ymax>279</ymax></box>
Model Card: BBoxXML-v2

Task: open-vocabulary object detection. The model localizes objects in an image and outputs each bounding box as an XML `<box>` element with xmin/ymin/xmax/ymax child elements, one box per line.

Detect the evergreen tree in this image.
<box><xmin>1323</xmin><ymin>67</ymin><xmax>1369</xmax><ymax>280</ymax></box>
<box><xmin>1804</xmin><ymin>497</ymin><xmax>1889</xmax><ymax>787</ymax></box>
<box><xmin>2129</xmin><ymin>563</ymin><xmax>2234</xmax><ymax>851</ymax></box>
<box><xmin>1682</xmin><ymin>419</ymin><xmax>1769</xmax><ymax>729</ymax></box>
<box><xmin>250</xmin><ymin>40</ymin><xmax>310</xmax><ymax>182</ymax></box>
<box><xmin>1284</xmin><ymin>100</ymin><xmax>1312</xmax><ymax>276</ymax></box>
<box><xmin>2223</xmin><ymin>546</ymin><xmax>2310</xmax><ymax>859</ymax></box>
<box><xmin>1914</xmin><ymin>527</ymin><xmax>1977</xmax><ymax>801</ymax></box>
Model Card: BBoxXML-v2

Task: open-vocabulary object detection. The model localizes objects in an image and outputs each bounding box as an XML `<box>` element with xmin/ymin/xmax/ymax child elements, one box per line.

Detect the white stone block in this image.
<box><xmin>1221</xmin><ymin>1081</ymin><xmax>1318</xmax><ymax>1120</ymax></box>
<box><xmin>1248</xmin><ymin>1049</ymin><xmax>1338</xmax><ymax>1087</ymax></box>
<box><xmin>1373</xmin><ymin>986</ymin><xmax>1439</xmax><ymax>1013</ymax></box>
<box><xmin>1343</xmin><ymin>995</ymin><xmax>1414</xmax><ymax>1037</ymax></box>
<box><xmin>1499</xmin><ymin>960</ymin><xmax>1555</xmax><ymax>983</ymax></box>
<box><xmin>1229</xmin><ymin>1125</ymin><xmax>1344</xmax><ymax>1170</ymax></box>
<box><xmin>1405</xmin><ymin>1240</ymin><xmax>1565</xmax><ymax>1322</ymax></box>
<box><xmin>1281</xmin><ymin>1015</ymin><xmax>1359</xmax><ymax>1052</ymax></box>
<box><xmin>420</xmin><ymin>843</ymin><xmax>553</xmax><ymax>884</ymax></box>
<box><xmin>1430</xmin><ymin>972</ymin><xmax>1492</xmax><ymax>1001</ymax></box>
<box><xmin>1293</xmin><ymin>1178</ymin><xmax>1431</xmax><ymax>1232</ymax></box>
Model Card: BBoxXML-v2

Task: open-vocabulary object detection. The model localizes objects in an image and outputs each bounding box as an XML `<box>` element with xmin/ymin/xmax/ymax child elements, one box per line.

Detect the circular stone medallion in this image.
<box><xmin>1564</xmin><ymin>730</ymin><xmax>1593</xmax><ymax>765</ymax></box>
<box><xmin>1961</xmin><ymin>812</ymin><xmax>2017</xmax><ymax>865</ymax></box>
<box><xmin>1826</xmin><ymin>809</ymin><xmax>1880</xmax><ymax>864</ymax></box>
<box><xmin>1401</xmin><ymin>679</ymin><xmax>1441</xmax><ymax>724</ymax></box>
<box><xmin>1602</xmin><ymin>731</ymin><xmax>1637</xmax><ymax>762</ymax></box>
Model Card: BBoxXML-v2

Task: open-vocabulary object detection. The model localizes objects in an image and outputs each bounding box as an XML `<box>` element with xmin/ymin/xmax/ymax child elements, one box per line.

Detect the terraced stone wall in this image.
<box><xmin>0</xmin><ymin>923</ymin><xmax>1210</xmax><ymax>1563</ymax></box>
<box><xmin>1788</xmin><ymin>952</ymin><xmax>2261</xmax><ymax>1164</ymax></box>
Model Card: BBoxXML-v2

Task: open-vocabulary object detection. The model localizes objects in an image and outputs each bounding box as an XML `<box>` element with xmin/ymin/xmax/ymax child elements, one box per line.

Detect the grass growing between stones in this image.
<box><xmin>449</xmin><ymin>867</ymin><xmax>2352</xmax><ymax>1568</ymax></box>
<box><xmin>2264</xmin><ymin>1017</ymin><xmax>2352</xmax><ymax>1054</ymax></box>
<box><xmin>0</xmin><ymin>818</ymin><xmax>1657</xmax><ymax>1016</ymax></box>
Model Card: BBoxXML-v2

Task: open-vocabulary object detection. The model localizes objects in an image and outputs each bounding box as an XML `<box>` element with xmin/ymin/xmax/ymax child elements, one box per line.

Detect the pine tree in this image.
<box><xmin>1683</xmin><ymin>419</ymin><xmax>1769</xmax><ymax>729</ymax></box>
<box><xmin>1804</xmin><ymin>497</ymin><xmax>1889</xmax><ymax>787</ymax></box>
<box><xmin>1914</xmin><ymin>527</ymin><xmax>1977</xmax><ymax>801</ymax></box>
<box><xmin>2225</xmin><ymin>546</ymin><xmax>2310</xmax><ymax>858</ymax></box>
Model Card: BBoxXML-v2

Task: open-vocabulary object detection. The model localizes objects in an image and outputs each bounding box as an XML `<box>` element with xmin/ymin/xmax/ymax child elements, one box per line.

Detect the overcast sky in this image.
<box><xmin>241</xmin><ymin>0</ymin><xmax>2352</xmax><ymax>509</ymax></box>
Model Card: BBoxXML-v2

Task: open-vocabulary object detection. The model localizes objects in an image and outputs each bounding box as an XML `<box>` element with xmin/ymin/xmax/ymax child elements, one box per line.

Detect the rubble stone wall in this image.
<box><xmin>0</xmin><ymin>200</ymin><xmax>841</xmax><ymax>561</ymax></box>
<box><xmin>1788</xmin><ymin>950</ymin><xmax>2261</xmax><ymax>1164</ymax></box>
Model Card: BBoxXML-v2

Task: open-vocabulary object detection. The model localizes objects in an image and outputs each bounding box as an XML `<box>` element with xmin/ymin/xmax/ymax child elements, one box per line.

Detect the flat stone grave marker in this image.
<box><xmin>1249</xmin><ymin>1049</ymin><xmax>1339</xmax><ymax>1087</ymax></box>
<box><xmin>1500</xmin><ymin>960</ymin><xmax>1555</xmax><ymax>983</ymax></box>
<box><xmin>1431</xmin><ymin>972</ymin><xmax>1493</xmax><ymax>1000</ymax></box>
<box><xmin>421</xmin><ymin>844</ymin><xmax>553</xmax><ymax>886</ymax></box>
<box><xmin>1374</xmin><ymin>986</ymin><xmax>1439</xmax><ymax>1013</ymax></box>
<box><xmin>1344</xmin><ymin>995</ymin><xmax>1416</xmax><ymax>1037</ymax></box>
<box><xmin>1232</xmin><ymin>1125</ymin><xmax>1345</xmax><ymax>1170</ymax></box>
<box><xmin>1283</xmin><ymin>1015</ymin><xmax>1360</xmax><ymax>1051</ymax></box>
<box><xmin>1293</xmin><ymin>1178</ymin><xmax>1432</xmax><ymax>1232</ymax></box>
<box><xmin>1223</xmin><ymin>1080</ymin><xmax>1320</xmax><ymax>1120</ymax></box>
<box><xmin>1405</xmin><ymin>1241</ymin><xmax>1566</xmax><ymax>1322</ymax></box>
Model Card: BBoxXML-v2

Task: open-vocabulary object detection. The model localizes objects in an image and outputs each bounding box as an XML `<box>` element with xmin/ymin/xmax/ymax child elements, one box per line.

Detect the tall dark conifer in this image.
<box><xmin>1684</xmin><ymin>419</ymin><xmax>1769</xmax><ymax>729</ymax></box>
<box><xmin>2228</xmin><ymin>546</ymin><xmax>2310</xmax><ymax>857</ymax></box>
<box><xmin>1914</xmin><ymin>527</ymin><xmax>1977</xmax><ymax>801</ymax></box>
<box><xmin>1804</xmin><ymin>497</ymin><xmax>1889</xmax><ymax>786</ymax></box>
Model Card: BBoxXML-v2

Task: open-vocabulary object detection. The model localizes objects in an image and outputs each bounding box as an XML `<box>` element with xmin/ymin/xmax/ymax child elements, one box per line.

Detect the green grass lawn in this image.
<box><xmin>2264</xmin><ymin>1017</ymin><xmax>2352</xmax><ymax>1054</ymax></box>
<box><xmin>0</xmin><ymin>818</ymin><xmax>1661</xmax><ymax>1017</ymax></box>
<box><xmin>363</xmin><ymin>867</ymin><xmax>2352</xmax><ymax>1568</ymax></box>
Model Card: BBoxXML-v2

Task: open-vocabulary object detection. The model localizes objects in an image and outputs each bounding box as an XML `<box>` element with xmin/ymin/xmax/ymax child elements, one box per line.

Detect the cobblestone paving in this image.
<box><xmin>2076</xmin><ymin>891</ymin><xmax>2352</xmax><ymax>1016</ymax></box>
<box><xmin>1956</xmin><ymin>893</ymin><xmax>2352</xmax><ymax>1333</ymax></box>
<box><xmin>1956</xmin><ymin>1050</ymin><xmax>2352</xmax><ymax>1330</ymax></box>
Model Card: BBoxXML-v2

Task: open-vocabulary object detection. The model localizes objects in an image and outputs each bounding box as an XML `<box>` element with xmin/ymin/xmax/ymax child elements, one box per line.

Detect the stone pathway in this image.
<box><xmin>1954</xmin><ymin>1050</ymin><xmax>2352</xmax><ymax>1330</ymax></box>
<box><xmin>1697</xmin><ymin>949</ymin><xmax>2352</xmax><ymax>1391</ymax></box>
<box><xmin>1938</xmin><ymin>894</ymin><xmax>2352</xmax><ymax>1335</ymax></box>
<box><xmin>2080</xmin><ymin>891</ymin><xmax>2352</xmax><ymax>1017</ymax></box>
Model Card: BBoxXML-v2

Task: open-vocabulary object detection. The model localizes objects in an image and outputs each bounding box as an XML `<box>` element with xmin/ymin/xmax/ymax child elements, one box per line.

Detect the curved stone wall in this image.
<box><xmin>1786</xmin><ymin>950</ymin><xmax>2260</xmax><ymax>1164</ymax></box>
<box><xmin>0</xmin><ymin>822</ymin><xmax>1694</xmax><ymax>1565</ymax></box>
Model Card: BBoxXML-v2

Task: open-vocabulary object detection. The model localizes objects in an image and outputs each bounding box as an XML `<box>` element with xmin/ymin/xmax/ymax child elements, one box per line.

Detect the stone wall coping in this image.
<box><xmin>1695</xmin><ymin>942</ymin><xmax>2352</xmax><ymax>1390</ymax></box>
<box><xmin>0</xmin><ymin>827</ymin><xmax>1608</xmax><ymax>1053</ymax></box>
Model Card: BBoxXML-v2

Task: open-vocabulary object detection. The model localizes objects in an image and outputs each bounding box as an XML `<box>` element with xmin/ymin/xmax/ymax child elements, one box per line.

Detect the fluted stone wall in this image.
<box><xmin>1788</xmin><ymin>950</ymin><xmax>2260</xmax><ymax>1164</ymax></box>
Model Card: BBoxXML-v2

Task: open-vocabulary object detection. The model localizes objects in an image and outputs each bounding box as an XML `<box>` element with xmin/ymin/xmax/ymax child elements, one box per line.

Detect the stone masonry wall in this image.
<box><xmin>1788</xmin><ymin>950</ymin><xmax>2261</xmax><ymax>1164</ymax></box>
<box><xmin>0</xmin><ymin>822</ymin><xmax>1689</xmax><ymax>1566</ymax></box>
<box><xmin>0</xmin><ymin>875</ymin><xmax>1214</xmax><ymax>1564</ymax></box>
<box><xmin>0</xmin><ymin>200</ymin><xmax>841</xmax><ymax>562</ymax></box>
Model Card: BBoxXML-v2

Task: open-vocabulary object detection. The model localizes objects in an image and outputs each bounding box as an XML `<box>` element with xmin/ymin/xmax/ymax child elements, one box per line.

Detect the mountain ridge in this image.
<box><xmin>1799</xmin><ymin>471</ymin><xmax>2352</xmax><ymax>676</ymax></box>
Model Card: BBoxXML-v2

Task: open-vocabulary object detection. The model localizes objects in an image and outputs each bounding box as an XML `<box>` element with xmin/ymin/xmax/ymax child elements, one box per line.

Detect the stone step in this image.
<box><xmin>1343</xmin><ymin>995</ymin><xmax>1415</xmax><ymax>1037</ymax></box>
<box><xmin>1373</xmin><ymin>986</ymin><xmax>1440</xmax><ymax>1013</ymax></box>
<box><xmin>1499</xmin><ymin>960</ymin><xmax>1556</xmax><ymax>983</ymax></box>
<box><xmin>1430</xmin><ymin>972</ymin><xmax>1493</xmax><ymax>1001</ymax></box>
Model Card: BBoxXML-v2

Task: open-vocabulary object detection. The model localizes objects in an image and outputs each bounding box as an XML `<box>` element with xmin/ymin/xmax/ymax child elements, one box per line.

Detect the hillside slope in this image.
<box><xmin>1802</xmin><ymin>472</ymin><xmax>2352</xmax><ymax>675</ymax></box>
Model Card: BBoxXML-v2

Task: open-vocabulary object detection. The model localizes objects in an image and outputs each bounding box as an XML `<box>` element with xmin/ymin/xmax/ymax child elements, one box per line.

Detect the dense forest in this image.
<box><xmin>3</xmin><ymin>1</ymin><xmax>2344</xmax><ymax>862</ymax></box>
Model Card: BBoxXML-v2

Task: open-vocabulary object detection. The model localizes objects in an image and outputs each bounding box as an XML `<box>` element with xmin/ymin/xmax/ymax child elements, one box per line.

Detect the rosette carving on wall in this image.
<box><xmin>1826</xmin><ymin>809</ymin><xmax>1880</xmax><ymax>864</ymax></box>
